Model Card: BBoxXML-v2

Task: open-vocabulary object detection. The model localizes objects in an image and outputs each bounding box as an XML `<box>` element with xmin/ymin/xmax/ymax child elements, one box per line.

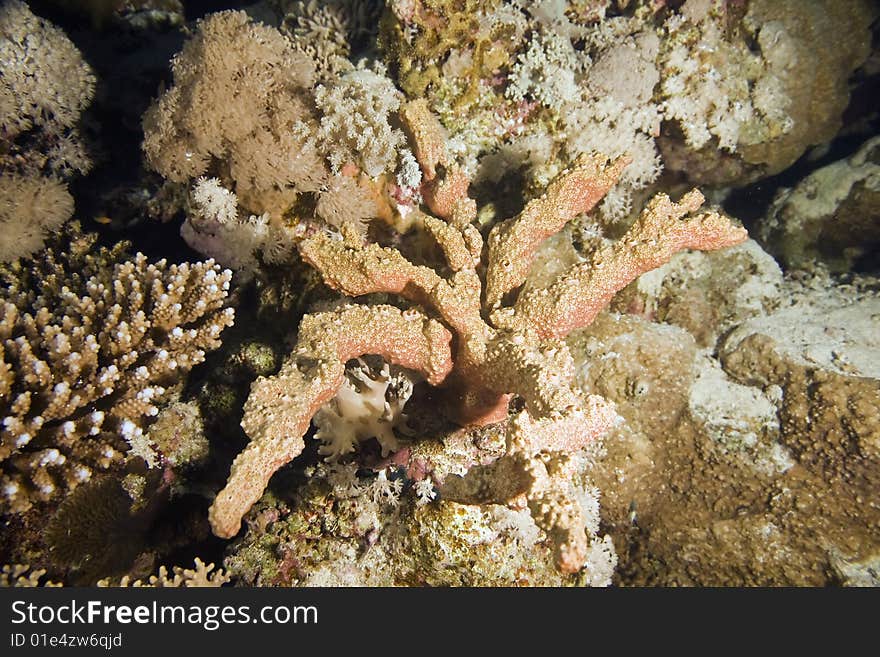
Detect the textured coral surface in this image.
<box><xmin>1</xmin><ymin>0</ymin><xmax>879</xmax><ymax>588</ymax></box>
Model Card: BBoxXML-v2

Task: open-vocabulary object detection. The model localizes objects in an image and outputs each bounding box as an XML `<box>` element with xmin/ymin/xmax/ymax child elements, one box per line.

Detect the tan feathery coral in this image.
<box><xmin>210</xmin><ymin>100</ymin><xmax>747</xmax><ymax>572</ymax></box>
<box><xmin>0</xmin><ymin>0</ymin><xmax>95</xmax><ymax>141</ymax></box>
<box><xmin>142</xmin><ymin>10</ymin><xmax>322</xmax><ymax>197</ymax></box>
<box><xmin>1</xmin><ymin>246</ymin><xmax>234</xmax><ymax>514</ymax></box>
<box><xmin>0</xmin><ymin>1</ymin><xmax>96</xmax><ymax>262</ymax></box>
<box><xmin>0</xmin><ymin>174</ymin><xmax>73</xmax><ymax>263</ymax></box>
<box><xmin>279</xmin><ymin>0</ymin><xmax>353</xmax><ymax>80</ymax></box>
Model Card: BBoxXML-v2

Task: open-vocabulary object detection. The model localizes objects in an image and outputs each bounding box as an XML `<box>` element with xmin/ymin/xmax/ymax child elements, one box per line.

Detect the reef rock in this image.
<box><xmin>758</xmin><ymin>136</ymin><xmax>880</xmax><ymax>272</ymax></box>
<box><xmin>583</xmin><ymin>261</ymin><xmax>880</xmax><ymax>585</ymax></box>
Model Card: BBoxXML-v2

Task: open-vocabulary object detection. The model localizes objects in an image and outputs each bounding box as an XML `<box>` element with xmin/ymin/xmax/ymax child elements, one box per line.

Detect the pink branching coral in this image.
<box><xmin>209</xmin><ymin>102</ymin><xmax>747</xmax><ymax>572</ymax></box>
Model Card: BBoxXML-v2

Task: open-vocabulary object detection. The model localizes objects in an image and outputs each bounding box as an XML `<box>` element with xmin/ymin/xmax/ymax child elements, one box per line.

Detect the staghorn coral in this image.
<box><xmin>98</xmin><ymin>558</ymin><xmax>230</xmax><ymax>587</ymax></box>
<box><xmin>208</xmin><ymin>101</ymin><xmax>747</xmax><ymax>573</ymax></box>
<box><xmin>2</xmin><ymin>557</ymin><xmax>227</xmax><ymax>588</ymax></box>
<box><xmin>0</xmin><ymin>564</ymin><xmax>62</xmax><ymax>587</ymax></box>
<box><xmin>0</xmin><ymin>237</ymin><xmax>234</xmax><ymax>514</ymax></box>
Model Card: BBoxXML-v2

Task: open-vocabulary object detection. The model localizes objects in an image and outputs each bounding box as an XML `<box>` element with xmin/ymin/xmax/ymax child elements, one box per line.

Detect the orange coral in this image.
<box><xmin>209</xmin><ymin>100</ymin><xmax>747</xmax><ymax>572</ymax></box>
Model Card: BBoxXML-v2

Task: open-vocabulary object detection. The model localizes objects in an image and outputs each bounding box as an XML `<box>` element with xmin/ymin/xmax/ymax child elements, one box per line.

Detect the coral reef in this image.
<box><xmin>209</xmin><ymin>98</ymin><xmax>746</xmax><ymax>574</ymax></box>
<box><xmin>0</xmin><ymin>232</ymin><xmax>234</xmax><ymax>514</ymax></box>
<box><xmin>1</xmin><ymin>0</ymin><xmax>878</xmax><ymax>589</ymax></box>
<box><xmin>0</xmin><ymin>0</ymin><xmax>95</xmax><ymax>262</ymax></box>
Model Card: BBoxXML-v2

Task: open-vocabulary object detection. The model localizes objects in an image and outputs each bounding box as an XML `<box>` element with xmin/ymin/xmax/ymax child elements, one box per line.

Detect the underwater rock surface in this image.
<box><xmin>1</xmin><ymin>0</ymin><xmax>879</xmax><ymax>587</ymax></box>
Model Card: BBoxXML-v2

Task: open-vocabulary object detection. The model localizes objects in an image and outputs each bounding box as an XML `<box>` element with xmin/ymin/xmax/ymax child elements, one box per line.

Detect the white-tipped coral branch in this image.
<box><xmin>1</xmin><ymin>246</ymin><xmax>234</xmax><ymax>514</ymax></box>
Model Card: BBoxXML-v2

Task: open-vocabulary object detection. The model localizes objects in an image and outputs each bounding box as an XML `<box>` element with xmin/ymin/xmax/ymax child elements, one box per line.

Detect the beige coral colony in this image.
<box><xmin>0</xmin><ymin>0</ymin><xmax>878</xmax><ymax>588</ymax></box>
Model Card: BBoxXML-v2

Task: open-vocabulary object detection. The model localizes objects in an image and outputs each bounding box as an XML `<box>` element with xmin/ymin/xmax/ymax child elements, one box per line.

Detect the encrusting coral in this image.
<box><xmin>208</xmin><ymin>100</ymin><xmax>747</xmax><ymax>573</ymax></box>
<box><xmin>379</xmin><ymin>0</ymin><xmax>874</xmax><ymax>224</ymax></box>
<box><xmin>0</xmin><ymin>233</ymin><xmax>235</xmax><ymax>514</ymax></box>
<box><xmin>580</xmin><ymin>266</ymin><xmax>880</xmax><ymax>585</ymax></box>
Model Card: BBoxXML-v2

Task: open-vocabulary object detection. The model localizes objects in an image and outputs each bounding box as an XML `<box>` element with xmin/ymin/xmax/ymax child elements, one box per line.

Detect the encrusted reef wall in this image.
<box><xmin>757</xmin><ymin>136</ymin><xmax>880</xmax><ymax>272</ymax></box>
<box><xmin>2</xmin><ymin>0</ymin><xmax>879</xmax><ymax>588</ymax></box>
<box><xmin>581</xmin><ymin>248</ymin><xmax>880</xmax><ymax>585</ymax></box>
